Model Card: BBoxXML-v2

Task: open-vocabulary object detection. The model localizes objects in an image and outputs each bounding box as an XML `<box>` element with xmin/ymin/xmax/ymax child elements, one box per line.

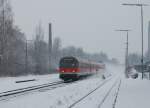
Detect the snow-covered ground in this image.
<box><xmin>1</xmin><ymin>64</ymin><xmax>150</xmax><ymax>108</ymax></box>
<box><xmin>0</xmin><ymin>64</ymin><xmax>121</xmax><ymax>108</ymax></box>
<box><xmin>0</xmin><ymin>74</ymin><xmax>61</xmax><ymax>93</ymax></box>
<box><xmin>116</xmin><ymin>78</ymin><xmax>150</xmax><ymax>108</ymax></box>
<box><xmin>0</xmin><ymin>75</ymin><xmax>116</xmax><ymax>108</ymax></box>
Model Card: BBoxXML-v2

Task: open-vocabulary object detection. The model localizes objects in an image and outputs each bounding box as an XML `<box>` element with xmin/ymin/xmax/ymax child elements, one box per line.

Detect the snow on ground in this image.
<box><xmin>0</xmin><ymin>75</ymin><xmax>114</xmax><ymax>108</ymax></box>
<box><xmin>0</xmin><ymin>64</ymin><xmax>123</xmax><ymax>108</ymax></box>
<box><xmin>99</xmin><ymin>79</ymin><xmax>121</xmax><ymax>108</ymax></box>
<box><xmin>0</xmin><ymin>63</ymin><xmax>121</xmax><ymax>93</ymax></box>
<box><xmin>116</xmin><ymin>78</ymin><xmax>150</xmax><ymax>108</ymax></box>
<box><xmin>72</xmin><ymin>76</ymin><xmax>119</xmax><ymax>108</ymax></box>
<box><xmin>0</xmin><ymin>74</ymin><xmax>61</xmax><ymax>93</ymax></box>
<box><xmin>0</xmin><ymin>63</ymin><xmax>122</xmax><ymax>108</ymax></box>
<box><xmin>1</xmin><ymin>64</ymin><xmax>150</xmax><ymax>108</ymax></box>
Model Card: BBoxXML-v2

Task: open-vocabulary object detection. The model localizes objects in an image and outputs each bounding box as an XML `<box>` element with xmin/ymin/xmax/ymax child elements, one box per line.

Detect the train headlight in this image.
<box><xmin>72</xmin><ymin>70</ymin><xmax>75</xmax><ymax>72</ymax></box>
<box><xmin>61</xmin><ymin>70</ymin><xmax>64</xmax><ymax>72</ymax></box>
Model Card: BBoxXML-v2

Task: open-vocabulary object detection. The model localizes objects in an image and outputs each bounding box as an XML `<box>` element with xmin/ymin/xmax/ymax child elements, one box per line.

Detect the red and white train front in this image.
<box><xmin>59</xmin><ymin>56</ymin><xmax>105</xmax><ymax>81</ymax></box>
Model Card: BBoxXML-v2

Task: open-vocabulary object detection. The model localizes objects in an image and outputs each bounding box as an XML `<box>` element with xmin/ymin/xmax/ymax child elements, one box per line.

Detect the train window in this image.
<box><xmin>60</xmin><ymin>58</ymin><xmax>79</xmax><ymax>68</ymax></box>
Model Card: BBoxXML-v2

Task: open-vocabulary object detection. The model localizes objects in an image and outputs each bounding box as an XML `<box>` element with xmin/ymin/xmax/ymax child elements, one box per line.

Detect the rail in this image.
<box><xmin>68</xmin><ymin>77</ymin><xmax>113</xmax><ymax>108</ymax></box>
<box><xmin>0</xmin><ymin>81</ymin><xmax>65</xmax><ymax>101</ymax></box>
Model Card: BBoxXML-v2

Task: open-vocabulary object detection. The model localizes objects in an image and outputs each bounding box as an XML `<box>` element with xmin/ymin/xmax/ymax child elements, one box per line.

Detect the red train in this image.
<box><xmin>59</xmin><ymin>56</ymin><xmax>105</xmax><ymax>81</ymax></box>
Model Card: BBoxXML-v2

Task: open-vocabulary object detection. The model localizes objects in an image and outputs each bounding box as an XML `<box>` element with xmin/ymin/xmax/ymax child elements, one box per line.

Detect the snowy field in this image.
<box><xmin>0</xmin><ymin>63</ymin><xmax>122</xmax><ymax>93</ymax></box>
<box><xmin>0</xmin><ymin>74</ymin><xmax>61</xmax><ymax>93</ymax></box>
<box><xmin>116</xmin><ymin>78</ymin><xmax>150</xmax><ymax>108</ymax></box>
<box><xmin>0</xmin><ymin>75</ymin><xmax>118</xmax><ymax>108</ymax></box>
<box><xmin>1</xmin><ymin>64</ymin><xmax>150</xmax><ymax>108</ymax></box>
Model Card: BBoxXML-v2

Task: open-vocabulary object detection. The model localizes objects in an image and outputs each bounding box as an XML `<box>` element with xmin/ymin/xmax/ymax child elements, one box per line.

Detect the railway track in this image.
<box><xmin>68</xmin><ymin>77</ymin><xmax>113</xmax><ymax>108</ymax></box>
<box><xmin>0</xmin><ymin>77</ymin><xmax>92</xmax><ymax>102</ymax></box>
<box><xmin>112</xmin><ymin>79</ymin><xmax>122</xmax><ymax>108</ymax></box>
<box><xmin>97</xmin><ymin>79</ymin><xmax>121</xmax><ymax>108</ymax></box>
<box><xmin>68</xmin><ymin>77</ymin><xmax>120</xmax><ymax>108</ymax></box>
<box><xmin>0</xmin><ymin>74</ymin><xmax>93</xmax><ymax>101</ymax></box>
<box><xmin>0</xmin><ymin>80</ymin><xmax>66</xmax><ymax>101</ymax></box>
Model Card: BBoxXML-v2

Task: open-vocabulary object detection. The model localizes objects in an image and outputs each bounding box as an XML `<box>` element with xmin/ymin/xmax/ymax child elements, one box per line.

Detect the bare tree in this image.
<box><xmin>32</xmin><ymin>23</ymin><xmax>49</xmax><ymax>74</ymax></box>
<box><xmin>0</xmin><ymin>0</ymin><xmax>13</xmax><ymax>75</ymax></box>
<box><xmin>52</xmin><ymin>37</ymin><xmax>61</xmax><ymax>68</ymax></box>
<box><xmin>0</xmin><ymin>0</ymin><xmax>26</xmax><ymax>76</ymax></box>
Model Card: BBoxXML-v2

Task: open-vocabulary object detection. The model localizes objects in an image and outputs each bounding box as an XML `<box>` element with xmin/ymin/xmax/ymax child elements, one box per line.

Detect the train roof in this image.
<box><xmin>60</xmin><ymin>56</ymin><xmax>104</xmax><ymax>65</ymax></box>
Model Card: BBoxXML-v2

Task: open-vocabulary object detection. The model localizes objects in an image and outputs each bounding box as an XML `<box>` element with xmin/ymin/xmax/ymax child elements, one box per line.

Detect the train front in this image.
<box><xmin>59</xmin><ymin>57</ymin><xmax>79</xmax><ymax>81</ymax></box>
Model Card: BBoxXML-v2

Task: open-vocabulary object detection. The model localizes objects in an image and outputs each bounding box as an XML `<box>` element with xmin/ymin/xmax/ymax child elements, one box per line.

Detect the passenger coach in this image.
<box><xmin>59</xmin><ymin>56</ymin><xmax>105</xmax><ymax>81</ymax></box>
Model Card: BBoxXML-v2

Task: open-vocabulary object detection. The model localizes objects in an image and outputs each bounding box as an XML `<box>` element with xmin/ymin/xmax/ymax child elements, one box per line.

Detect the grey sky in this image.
<box><xmin>11</xmin><ymin>0</ymin><xmax>150</xmax><ymax>62</ymax></box>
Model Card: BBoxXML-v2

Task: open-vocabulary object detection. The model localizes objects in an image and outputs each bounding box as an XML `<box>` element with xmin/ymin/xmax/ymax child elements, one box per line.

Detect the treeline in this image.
<box><xmin>128</xmin><ymin>52</ymin><xmax>150</xmax><ymax>66</ymax></box>
<box><xmin>52</xmin><ymin>37</ymin><xmax>119</xmax><ymax>69</ymax></box>
<box><xmin>0</xmin><ymin>0</ymin><xmax>50</xmax><ymax>76</ymax></box>
<box><xmin>0</xmin><ymin>0</ymin><xmax>118</xmax><ymax>77</ymax></box>
<box><xmin>0</xmin><ymin>0</ymin><xmax>26</xmax><ymax>76</ymax></box>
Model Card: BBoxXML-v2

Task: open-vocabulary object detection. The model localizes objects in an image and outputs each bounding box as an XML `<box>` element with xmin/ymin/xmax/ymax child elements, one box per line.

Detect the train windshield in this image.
<box><xmin>60</xmin><ymin>58</ymin><xmax>78</xmax><ymax>68</ymax></box>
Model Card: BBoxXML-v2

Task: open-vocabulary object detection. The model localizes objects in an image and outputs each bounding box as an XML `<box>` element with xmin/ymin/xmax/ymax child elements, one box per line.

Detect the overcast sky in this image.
<box><xmin>11</xmin><ymin>0</ymin><xmax>150</xmax><ymax>63</ymax></box>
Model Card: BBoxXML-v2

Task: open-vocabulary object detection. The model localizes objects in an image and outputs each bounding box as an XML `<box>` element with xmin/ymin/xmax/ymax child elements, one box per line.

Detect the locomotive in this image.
<box><xmin>59</xmin><ymin>56</ymin><xmax>105</xmax><ymax>81</ymax></box>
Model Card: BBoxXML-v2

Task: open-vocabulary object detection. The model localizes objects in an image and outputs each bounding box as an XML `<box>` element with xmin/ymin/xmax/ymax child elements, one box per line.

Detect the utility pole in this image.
<box><xmin>122</xmin><ymin>3</ymin><xmax>149</xmax><ymax>79</ymax></box>
<box><xmin>49</xmin><ymin>23</ymin><xmax>52</xmax><ymax>71</ymax></box>
<box><xmin>25</xmin><ymin>39</ymin><xmax>28</xmax><ymax>74</ymax></box>
<box><xmin>116</xmin><ymin>29</ymin><xmax>131</xmax><ymax>78</ymax></box>
<box><xmin>25</xmin><ymin>40</ymin><xmax>33</xmax><ymax>74</ymax></box>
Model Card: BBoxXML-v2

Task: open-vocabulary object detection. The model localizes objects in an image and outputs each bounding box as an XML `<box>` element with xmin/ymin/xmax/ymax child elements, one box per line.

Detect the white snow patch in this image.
<box><xmin>0</xmin><ymin>74</ymin><xmax>61</xmax><ymax>93</ymax></box>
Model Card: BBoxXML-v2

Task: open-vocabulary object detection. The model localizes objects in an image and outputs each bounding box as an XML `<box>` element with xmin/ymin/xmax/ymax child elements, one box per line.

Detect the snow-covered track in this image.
<box><xmin>68</xmin><ymin>77</ymin><xmax>113</xmax><ymax>108</ymax></box>
<box><xmin>0</xmin><ymin>76</ymin><xmax>93</xmax><ymax>101</ymax></box>
<box><xmin>112</xmin><ymin>79</ymin><xmax>122</xmax><ymax>108</ymax></box>
<box><xmin>0</xmin><ymin>81</ymin><xmax>65</xmax><ymax>101</ymax></box>
<box><xmin>97</xmin><ymin>79</ymin><xmax>120</xmax><ymax>108</ymax></box>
